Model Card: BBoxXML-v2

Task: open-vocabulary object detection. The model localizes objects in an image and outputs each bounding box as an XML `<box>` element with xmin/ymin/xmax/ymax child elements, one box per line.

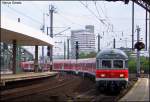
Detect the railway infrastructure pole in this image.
<box><xmin>149</xmin><ymin>12</ymin><xmax>150</xmax><ymax>59</ymax></box>
<box><xmin>49</xmin><ymin>5</ymin><xmax>56</xmax><ymax>71</ymax></box>
<box><xmin>132</xmin><ymin>1</ymin><xmax>135</xmax><ymax>51</ymax></box>
<box><xmin>98</xmin><ymin>34</ymin><xmax>100</xmax><ymax>52</ymax></box>
<box><xmin>145</xmin><ymin>8</ymin><xmax>148</xmax><ymax>50</ymax></box>
<box><xmin>113</xmin><ymin>38</ymin><xmax>116</xmax><ymax>48</ymax></box>
<box><xmin>41</xmin><ymin>13</ymin><xmax>45</xmax><ymax>70</ymax></box>
<box><xmin>136</xmin><ymin>26</ymin><xmax>141</xmax><ymax>77</ymax></box>
<box><xmin>67</xmin><ymin>39</ymin><xmax>70</xmax><ymax>59</ymax></box>
<box><xmin>64</xmin><ymin>41</ymin><xmax>66</xmax><ymax>59</ymax></box>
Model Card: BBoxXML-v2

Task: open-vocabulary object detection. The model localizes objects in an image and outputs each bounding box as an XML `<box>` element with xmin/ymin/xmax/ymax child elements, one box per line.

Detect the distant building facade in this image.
<box><xmin>71</xmin><ymin>25</ymin><xmax>95</xmax><ymax>58</ymax></box>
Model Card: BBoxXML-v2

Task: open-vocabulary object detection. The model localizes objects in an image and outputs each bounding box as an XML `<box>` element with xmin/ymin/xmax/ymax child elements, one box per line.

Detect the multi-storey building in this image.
<box><xmin>71</xmin><ymin>25</ymin><xmax>95</xmax><ymax>58</ymax></box>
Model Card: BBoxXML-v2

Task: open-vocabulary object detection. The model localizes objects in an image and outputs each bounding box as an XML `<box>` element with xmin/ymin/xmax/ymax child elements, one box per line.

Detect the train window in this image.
<box><xmin>96</xmin><ymin>60</ymin><xmax>101</xmax><ymax>69</ymax></box>
<box><xmin>125</xmin><ymin>60</ymin><xmax>128</xmax><ymax>68</ymax></box>
<box><xmin>102</xmin><ymin>60</ymin><xmax>111</xmax><ymax>68</ymax></box>
<box><xmin>113</xmin><ymin>60</ymin><xmax>123</xmax><ymax>68</ymax></box>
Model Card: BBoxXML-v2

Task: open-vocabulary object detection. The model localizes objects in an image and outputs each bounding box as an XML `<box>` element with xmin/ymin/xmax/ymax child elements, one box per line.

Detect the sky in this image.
<box><xmin>1</xmin><ymin>0</ymin><xmax>149</xmax><ymax>57</ymax></box>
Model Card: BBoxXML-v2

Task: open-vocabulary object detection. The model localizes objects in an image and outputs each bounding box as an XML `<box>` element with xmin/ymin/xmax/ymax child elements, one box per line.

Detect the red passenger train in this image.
<box><xmin>95</xmin><ymin>49</ymin><xmax>128</xmax><ymax>90</ymax></box>
<box><xmin>21</xmin><ymin>49</ymin><xmax>129</xmax><ymax>89</ymax></box>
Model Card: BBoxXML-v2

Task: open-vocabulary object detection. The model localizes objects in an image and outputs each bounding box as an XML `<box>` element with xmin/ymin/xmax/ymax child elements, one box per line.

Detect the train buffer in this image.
<box><xmin>119</xmin><ymin>77</ymin><xmax>149</xmax><ymax>102</ymax></box>
<box><xmin>0</xmin><ymin>72</ymin><xmax>58</xmax><ymax>86</ymax></box>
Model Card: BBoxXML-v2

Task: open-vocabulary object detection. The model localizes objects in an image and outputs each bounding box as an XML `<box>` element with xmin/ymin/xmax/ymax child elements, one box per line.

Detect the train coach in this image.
<box><xmin>53</xmin><ymin>49</ymin><xmax>129</xmax><ymax>90</ymax></box>
<box><xmin>21</xmin><ymin>49</ymin><xmax>129</xmax><ymax>90</ymax></box>
<box><xmin>53</xmin><ymin>58</ymin><xmax>96</xmax><ymax>76</ymax></box>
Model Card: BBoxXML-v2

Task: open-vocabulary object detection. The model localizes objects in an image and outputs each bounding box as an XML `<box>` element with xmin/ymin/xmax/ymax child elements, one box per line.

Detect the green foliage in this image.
<box><xmin>128</xmin><ymin>59</ymin><xmax>136</xmax><ymax>73</ymax></box>
<box><xmin>79</xmin><ymin>52</ymin><xmax>86</xmax><ymax>58</ymax></box>
<box><xmin>79</xmin><ymin>51</ymin><xmax>97</xmax><ymax>59</ymax></box>
<box><xmin>140</xmin><ymin>56</ymin><xmax>149</xmax><ymax>74</ymax></box>
<box><xmin>128</xmin><ymin>55</ymin><xmax>149</xmax><ymax>74</ymax></box>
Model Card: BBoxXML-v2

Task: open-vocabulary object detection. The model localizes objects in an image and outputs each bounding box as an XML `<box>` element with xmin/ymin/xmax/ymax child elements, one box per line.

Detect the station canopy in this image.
<box><xmin>1</xmin><ymin>16</ymin><xmax>54</xmax><ymax>46</ymax></box>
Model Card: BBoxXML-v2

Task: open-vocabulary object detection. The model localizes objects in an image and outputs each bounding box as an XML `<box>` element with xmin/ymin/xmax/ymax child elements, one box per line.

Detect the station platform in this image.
<box><xmin>119</xmin><ymin>78</ymin><xmax>149</xmax><ymax>102</ymax></box>
<box><xmin>0</xmin><ymin>72</ymin><xmax>58</xmax><ymax>86</ymax></box>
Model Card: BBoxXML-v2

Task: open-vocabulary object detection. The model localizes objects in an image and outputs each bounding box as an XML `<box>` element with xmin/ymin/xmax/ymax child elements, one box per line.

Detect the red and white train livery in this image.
<box><xmin>21</xmin><ymin>49</ymin><xmax>129</xmax><ymax>89</ymax></box>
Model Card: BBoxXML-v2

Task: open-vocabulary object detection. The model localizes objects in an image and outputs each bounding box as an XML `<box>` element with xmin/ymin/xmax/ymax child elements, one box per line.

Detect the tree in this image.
<box><xmin>79</xmin><ymin>52</ymin><xmax>86</xmax><ymax>58</ymax></box>
<box><xmin>87</xmin><ymin>51</ymin><xmax>97</xmax><ymax>58</ymax></box>
<box><xmin>79</xmin><ymin>51</ymin><xmax>97</xmax><ymax>59</ymax></box>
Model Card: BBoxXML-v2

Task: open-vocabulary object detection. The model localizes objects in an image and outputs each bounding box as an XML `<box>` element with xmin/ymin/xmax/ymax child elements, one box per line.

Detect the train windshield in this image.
<box><xmin>102</xmin><ymin>60</ymin><xmax>111</xmax><ymax>68</ymax></box>
<box><xmin>113</xmin><ymin>60</ymin><xmax>123</xmax><ymax>68</ymax></box>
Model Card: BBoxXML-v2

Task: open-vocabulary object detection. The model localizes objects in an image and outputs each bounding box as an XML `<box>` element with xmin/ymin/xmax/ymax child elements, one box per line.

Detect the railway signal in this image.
<box><xmin>134</xmin><ymin>42</ymin><xmax>145</xmax><ymax>51</ymax></box>
<box><xmin>75</xmin><ymin>41</ymin><xmax>79</xmax><ymax>59</ymax></box>
<box><xmin>47</xmin><ymin>46</ymin><xmax>50</xmax><ymax>56</ymax></box>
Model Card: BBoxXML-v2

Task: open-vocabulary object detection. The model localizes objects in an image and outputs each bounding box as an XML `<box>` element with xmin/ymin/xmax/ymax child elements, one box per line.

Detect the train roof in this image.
<box><xmin>53</xmin><ymin>58</ymin><xmax>95</xmax><ymax>63</ymax></box>
<box><xmin>96</xmin><ymin>49</ymin><xmax>128</xmax><ymax>59</ymax></box>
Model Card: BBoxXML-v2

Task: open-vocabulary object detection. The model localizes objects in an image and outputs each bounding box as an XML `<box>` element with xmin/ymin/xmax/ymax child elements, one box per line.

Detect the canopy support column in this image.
<box><xmin>12</xmin><ymin>40</ymin><xmax>17</xmax><ymax>74</ymax></box>
<box><xmin>34</xmin><ymin>45</ymin><xmax>38</xmax><ymax>72</ymax></box>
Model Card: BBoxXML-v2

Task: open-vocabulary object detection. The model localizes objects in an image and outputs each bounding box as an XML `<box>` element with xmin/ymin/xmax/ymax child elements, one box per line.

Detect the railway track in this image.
<box><xmin>0</xmin><ymin>74</ymin><xmax>77</xmax><ymax>101</ymax></box>
<box><xmin>0</xmin><ymin>73</ymin><xmax>137</xmax><ymax>102</ymax></box>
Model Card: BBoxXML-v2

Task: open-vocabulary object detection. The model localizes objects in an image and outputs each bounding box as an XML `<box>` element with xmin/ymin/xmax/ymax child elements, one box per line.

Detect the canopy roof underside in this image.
<box><xmin>1</xmin><ymin>17</ymin><xmax>54</xmax><ymax>46</ymax></box>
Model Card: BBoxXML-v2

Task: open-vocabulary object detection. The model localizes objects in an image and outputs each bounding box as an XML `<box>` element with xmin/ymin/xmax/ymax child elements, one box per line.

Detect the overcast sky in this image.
<box><xmin>1</xmin><ymin>0</ymin><xmax>149</xmax><ymax>56</ymax></box>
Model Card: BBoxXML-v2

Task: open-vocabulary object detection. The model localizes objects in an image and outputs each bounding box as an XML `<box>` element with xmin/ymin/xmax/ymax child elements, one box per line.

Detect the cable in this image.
<box><xmin>93</xmin><ymin>1</ymin><xmax>115</xmax><ymax>33</ymax></box>
<box><xmin>94</xmin><ymin>1</ymin><xmax>102</xmax><ymax>19</ymax></box>
<box><xmin>94</xmin><ymin>1</ymin><xmax>111</xmax><ymax>25</ymax></box>
<box><xmin>5</xmin><ymin>5</ymin><xmax>43</xmax><ymax>25</ymax></box>
<box><xmin>55</xmin><ymin>2</ymin><xmax>105</xmax><ymax>30</ymax></box>
<box><xmin>97</xmin><ymin>1</ymin><xmax>110</xmax><ymax>21</ymax></box>
<box><xmin>31</xmin><ymin>1</ymin><xmax>44</xmax><ymax>14</ymax></box>
<box><xmin>56</xmin><ymin>12</ymin><xmax>84</xmax><ymax>27</ymax></box>
<box><xmin>79</xmin><ymin>1</ymin><xmax>106</xmax><ymax>25</ymax></box>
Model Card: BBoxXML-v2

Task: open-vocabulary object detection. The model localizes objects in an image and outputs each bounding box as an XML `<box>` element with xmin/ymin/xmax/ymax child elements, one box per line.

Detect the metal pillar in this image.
<box><xmin>145</xmin><ymin>9</ymin><xmax>148</xmax><ymax>50</ymax></box>
<box><xmin>67</xmin><ymin>39</ymin><xmax>70</xmax><ymax>59</ymax></box>
<box><xmin>136</xmin><ymin>26</ymin><xmax>141</xmax><ymax>77</ymax></box>
<box><xmin>64</xmin><ymin>41</ymin><xmax>66</xmax><ymax>59</ymax></box>
<box><xmin>49</xmin><ymin>5</ymin><xmax>55</xmax><ymax>71</ymax></box>
<box><xmin>113</xmin><ymin>38</ymin><xmax>116</xmax><ymax>48</ymax></box>
<box><xmin>42</xmin><ymin>13</ymin><xmax>45</xmax><ymax>69</ymax></box>
<box><xmin>149</xmin><ymin>12</ymin><xmax>150</xmax><ymax>56</ymax></box>
<box><xmin>42</xmin><ymin>46</ymin><xmax>44</xmax><ymax>68</ymax></box>
<box><xmin>149</xmin><ymin>12</ymin><xmax>150</xmax><ymax>72</ymax></box>
<box><xmin>18</xmin><ymin>46</ymin><xmax>21</xmax><ymax>72</ymax></box>
<box><xmin>132</xmin><ymin>1</ymin><xmax>135</xmax><ymax>51</ymax></box>
<box><xmin>34</xmin><ymin>45</ymin><xmax>38</xmax><ymax>72</ymax></box>
<box><xmin>98</xmin><ymin>34</ymin><xmax>100</xmax><ymax>52</ymax></box>
<box><xmin>12</xmin><ymin>40</ymin><xmax>17</xmax><ymax>74</ymax></box>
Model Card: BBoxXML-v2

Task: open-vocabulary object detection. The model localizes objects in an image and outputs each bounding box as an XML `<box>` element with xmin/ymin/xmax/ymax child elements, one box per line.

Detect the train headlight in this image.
<box><xmin>120</xmin><ymin>74</ymin><xmax>124</xmax><ymax>78</ymax></box>
<box><xmin>101</xmin><ymin>74</ymin><xmax>106</xmax><ymax>77</ymax></box>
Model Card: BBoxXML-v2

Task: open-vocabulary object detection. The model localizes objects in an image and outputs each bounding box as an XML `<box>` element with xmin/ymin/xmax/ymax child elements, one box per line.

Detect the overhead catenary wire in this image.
<box><xmin>93</xmin><ymin>1</ymin><xmax>110</xmax><ymax>24</ymax></box>
<box><xmin>48</xmin><ymin>1</ymin><xmax>83</xmax><ymax>27</ymax></box>
<box><xmin>55</xmin><ymin>2</ymin><xmax>104</xmax><ymax>29</ymax></box>
<box><xmin>31</xmin><ymin>1</ymin><xmax>44</xmax><ymax>14</ymax></box>
<box><xmin>5</xmin><ymin>4</ymin><xmax>43</xmax><ymax>25</ymax></box>
<box><xmin>93</xmin><ymin>1</ymin><xmax>102</xmax><ymax>19</ymax></box>
<box><xmin>54</xmin><ymin>2</ymin><xmax>111</xmax><ymax>34</ymax></box>
<box><xmin>96</xmin><ymin>1</ymin><xmax>110</xmax><ymax>21</ymax></box>
<box><xmin>56</xmin><ymin>12</ymin><xmax>84</xmax><ymax>27</ymax></box>
<box><xmin>93</xmin><ymin>1</ymin><xmax>110</xmax><ymax>32</ymax></box>
<box><xmin>79</xmin><ymin>0</ymin><xmax>106</xmax><ymax>25</ymax></box>
<box><xmin>93</xmin><ymin>1</ymin><xmax>115</xmax><ymax>33</ymax></box>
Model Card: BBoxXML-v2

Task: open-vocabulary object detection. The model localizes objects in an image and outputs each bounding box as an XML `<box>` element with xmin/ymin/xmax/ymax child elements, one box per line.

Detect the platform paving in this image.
<box><xmin>119</xmin><ymin>77</ymin><xmax>149</xmax><ymax>102</ymax></box>
<box><xmin>0</xmin><ymin>72</ymin><xmax>58</xmax><ymax>86</ymax></box>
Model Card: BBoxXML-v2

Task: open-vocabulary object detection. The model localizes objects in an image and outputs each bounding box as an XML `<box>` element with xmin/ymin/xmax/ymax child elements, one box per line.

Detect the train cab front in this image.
<box><xmin>96</xmin><ymin>69</ymin><xmax>129</xmax><ymax>89</ymax></box>
<box><xmin>95</xmin><ymin>49</ymin><xmax>129</xmax><ymax>90</ymax></box>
